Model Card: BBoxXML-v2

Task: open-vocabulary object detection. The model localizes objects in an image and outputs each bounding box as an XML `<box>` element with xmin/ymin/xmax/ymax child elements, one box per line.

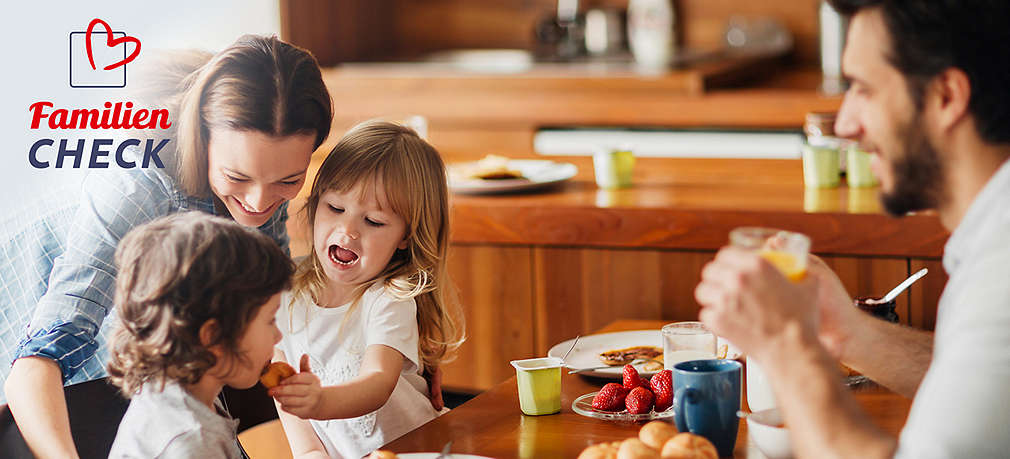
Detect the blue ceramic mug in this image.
<box><xmin>673</xmin><ymin>359</ymin><xmax>742</xmax><ymax>457</ymax></box>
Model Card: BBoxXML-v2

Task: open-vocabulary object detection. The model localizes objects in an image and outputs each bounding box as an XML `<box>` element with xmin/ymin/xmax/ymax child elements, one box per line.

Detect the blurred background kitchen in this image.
<box><xmin>266</xmin><ymin>0</ymin><xmax>948</xmax><ymax>402</ymax></box>
<box><xmin>267</xmin><ymin>0</ymin><xmax>950</xmax><ymax>402</ymax></box>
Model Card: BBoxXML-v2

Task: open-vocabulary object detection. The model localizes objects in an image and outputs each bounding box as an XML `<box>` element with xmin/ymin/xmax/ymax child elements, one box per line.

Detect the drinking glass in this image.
<box><xmin>662</xmin><ymin>322</ymin><xmax>718</xmax><ymax>370</ymax></box>
<box><xmin>729</xmin><ymin>227</ymin><xmax>811</xmax><ymax>282</ymax></box>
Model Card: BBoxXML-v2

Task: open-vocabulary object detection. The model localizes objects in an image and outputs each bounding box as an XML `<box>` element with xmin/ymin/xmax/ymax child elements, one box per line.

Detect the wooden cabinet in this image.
<box><xmin>441</xmin><ymin>245</ymin><xmax>946</xmax><ymax>392</ymax></box>
<box><xmin>442</xmin><ymin>245</ymin><xmax>536</xmax><ymax>392</ymax></box>
<box><xmin>532</xmin><ymin>248</ymin><xmax>710</xmax><ymax>355</ymax></box>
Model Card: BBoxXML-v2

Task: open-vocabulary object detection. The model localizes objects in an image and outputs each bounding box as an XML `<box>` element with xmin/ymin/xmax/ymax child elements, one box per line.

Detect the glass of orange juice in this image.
<box><xmin>729</xmin><ymin>227</ymin><xmax>811</xmax><ymax>282</ymax></box>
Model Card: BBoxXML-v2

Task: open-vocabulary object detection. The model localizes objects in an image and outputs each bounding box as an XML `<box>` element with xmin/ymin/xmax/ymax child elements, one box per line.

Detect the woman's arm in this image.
<box><xmin>271</xmin><ymin>345</ymin><xmax>403</xmax><ymax>420</ymax></box>
<box><xmin>4</xmin><ymin>357</ymin><xmax>79</xmax><ymax>459</ymax></box>
<box><xmin>271</xmin><ymin>350</ymin><xmax>329</xmax><ymax>459</ymax></box>
<box><xmin>8</xmin><ymin>169</ymin><xmax>174</xmax><ymax>457</ymax></box>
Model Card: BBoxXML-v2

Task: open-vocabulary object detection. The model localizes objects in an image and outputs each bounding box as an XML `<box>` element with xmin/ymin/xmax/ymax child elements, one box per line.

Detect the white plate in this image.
<box><xmin>548</xmin><ymin>330</ymin><xmax>741</xmax><ymax>379</ymax></box>
<box><xmin>448</xmin><ymin>160</ymin><xmax>577</xmax><ymax>194</ymax></box>
<box><xmin>397</xmin><ymin>454</ymin><xmax>495</xmax><ymax>459</ymax></box>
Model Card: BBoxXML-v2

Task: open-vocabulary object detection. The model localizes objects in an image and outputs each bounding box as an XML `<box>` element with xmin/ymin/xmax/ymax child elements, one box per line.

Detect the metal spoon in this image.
<box><xmin>881</xmin><ymin>268</ymin><xmax>928</xmax><ymax>303</ymax></box>
<box><xmin>434</xmin><ymin>440</ymin><xmax>453</xmax><ymax>459</ymax></box>
<box><xmin>561</xmin><ymin>335</ymin><xmax>581</xmax><ymax>364</ymax></box>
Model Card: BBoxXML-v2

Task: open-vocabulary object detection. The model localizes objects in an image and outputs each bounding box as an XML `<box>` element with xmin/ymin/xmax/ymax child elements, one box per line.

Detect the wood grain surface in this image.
<box><xmin>381</xmin><ymin>320</ymin><xmax>913</xmax><ymax>458</ymax></box>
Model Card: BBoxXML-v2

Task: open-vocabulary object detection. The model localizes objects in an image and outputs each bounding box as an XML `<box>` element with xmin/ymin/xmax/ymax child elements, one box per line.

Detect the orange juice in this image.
<box><xmin>759</xmin><ymin>250</ymin><xmax>806</xmax><ymax>282</ymax></box>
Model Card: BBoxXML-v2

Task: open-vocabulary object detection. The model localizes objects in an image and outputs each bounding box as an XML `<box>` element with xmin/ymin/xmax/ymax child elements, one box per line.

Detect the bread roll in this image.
<box><xmin>578</xmin><ymin>441</ymin><xmax>622</xmax><ymax>459</ymax></box>
<box><xmin>660</xmin><ymin>433</ymin><xmax>718</xmax><ymax>459</ymax></box>
<box><xmin>617</xmin><ymin>438</ymin><xmax>660</xmax><ymax>459</ymax></box>
<box><xmin>639</xmin><ymin>421</ymin><xmax>678</xmax><ymax>450</ymax></box>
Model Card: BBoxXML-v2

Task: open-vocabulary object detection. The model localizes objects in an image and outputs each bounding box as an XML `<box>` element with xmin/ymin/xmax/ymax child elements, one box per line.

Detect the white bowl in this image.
<box><xmin>746</xmin><ymin>408</ymin><xmax>792</xmax><ymax>459</ymax></box>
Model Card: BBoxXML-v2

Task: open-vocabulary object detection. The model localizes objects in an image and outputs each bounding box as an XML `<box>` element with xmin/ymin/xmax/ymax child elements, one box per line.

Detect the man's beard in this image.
<box><xmin>879</xmin><ymin>120</ymin><xmax>944</xmax><ymax>216</ymax></box>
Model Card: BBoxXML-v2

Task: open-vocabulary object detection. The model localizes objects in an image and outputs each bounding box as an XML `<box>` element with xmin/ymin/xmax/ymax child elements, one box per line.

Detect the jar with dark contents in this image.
<box><xmin>854</xmin><ymin>296</ymin><xmax>899</xmax><ymax>323</ymax></box>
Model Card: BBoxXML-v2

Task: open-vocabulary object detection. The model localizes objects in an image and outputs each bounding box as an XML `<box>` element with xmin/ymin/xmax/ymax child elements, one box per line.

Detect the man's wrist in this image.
<box><xmin>754</xmin><ymin>320</ymin><xmax>822</xmax><ymax>372</ymax></box>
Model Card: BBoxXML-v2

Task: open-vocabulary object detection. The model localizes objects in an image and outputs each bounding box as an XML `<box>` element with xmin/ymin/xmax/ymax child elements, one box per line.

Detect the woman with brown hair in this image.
<box><xmin>3</xmin><ymin>34</ymin><xmax>331</xmax><ymax>458</ymax></box>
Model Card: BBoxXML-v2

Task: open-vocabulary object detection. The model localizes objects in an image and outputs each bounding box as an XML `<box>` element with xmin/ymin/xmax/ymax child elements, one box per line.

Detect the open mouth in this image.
<box><xmin>232</xmin><ymin>197</ymin><xmax>276</xmax><ymax>216</ymax></box>
<box><xmin>329</xmin><ymin>244</ymin><xmax>359</xmax><ymax>266</ymax></box>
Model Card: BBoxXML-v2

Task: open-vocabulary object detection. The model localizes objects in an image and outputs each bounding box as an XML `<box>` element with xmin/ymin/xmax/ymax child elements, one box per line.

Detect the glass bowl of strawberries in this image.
<box><xmin>572</xmin><ymin>365</ymin><xmax>676</xmax><ymax>421</ymax></box>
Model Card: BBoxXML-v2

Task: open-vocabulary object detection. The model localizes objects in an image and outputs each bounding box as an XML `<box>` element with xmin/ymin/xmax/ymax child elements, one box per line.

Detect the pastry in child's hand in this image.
<box><xmin>639</xmin><ymin>421</ymin><xmax>678</xmax><ymax>450</ymax></box>
<box><xmin>260</xmin><ymin>361</ymin><xmax>296</xmax><ymax>389</ymax></box>
<box><xmin>660</xmin><ymin>433</ymin><xmax>718</xmax><ymax>459</ymax></box>
<box><xmin>368</xmin><ymin>451</ymin><xmax>398</xmax><ymax>459</ymax></box>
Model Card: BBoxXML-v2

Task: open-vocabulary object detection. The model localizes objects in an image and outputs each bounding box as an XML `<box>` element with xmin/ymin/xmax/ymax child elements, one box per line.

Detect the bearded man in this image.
<box><xmin>695</xmin><ymin>1</ymin><xmax>1010</xmax><ymax>457</ymax></box>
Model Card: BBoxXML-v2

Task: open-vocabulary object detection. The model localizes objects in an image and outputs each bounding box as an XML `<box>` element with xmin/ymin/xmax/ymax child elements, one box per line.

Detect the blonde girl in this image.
<box><xmin>270</xmin><ymin>121</ymin><xmax>464</xmax><ymax>459</ymax></box>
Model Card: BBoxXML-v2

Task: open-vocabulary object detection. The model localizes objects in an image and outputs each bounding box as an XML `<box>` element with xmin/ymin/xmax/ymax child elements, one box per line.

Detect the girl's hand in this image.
<box><xmin>423</xmin><ymin>365</ymin><xmax>444</xmax><ymax>411</ymax></box>
<box><xmin>270</xmin><ymin>354</ymin><xmax>323</xmax><ymax>419</ymax></box>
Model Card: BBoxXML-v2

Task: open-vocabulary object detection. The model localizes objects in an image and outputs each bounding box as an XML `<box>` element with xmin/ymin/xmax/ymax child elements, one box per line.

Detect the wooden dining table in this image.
<box><xmin>239</xmin><ymin>319</ymin><xmax>914</xmax><ymax>458</ymax></box>
<box><xmin>380</xmin><ymin>319</ymin><xmax>913</xmax><ymax>458</ymax></box>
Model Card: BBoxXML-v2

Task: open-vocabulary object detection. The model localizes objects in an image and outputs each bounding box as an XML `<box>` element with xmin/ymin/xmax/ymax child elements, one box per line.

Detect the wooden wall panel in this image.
<box><xmin>279</xmin><ymin>0</ymin><xmax>396</xmax><ymax>65</ymax></box>
<box><xmin>533</xmin><ymin>247</ymin><xmax>714</xmax><ymax>355</ymax></box>
<box><xmin>443</xmin><ymin>245</ymin><xmax>537</xmax><ymax>391</ymax></box>
<box><xmin>392</xmin><ymin>0</ymin><xmax>821</xmax><ymax>63</ymax></box>
<box><xmin>658</xmin><ymin>250</ymin><xmax>715</xmax><ymax>320</ymax></box>
<box><xmin>283</xmin><ymin>0</ymin><xmax>822</xmax><ymax>64</ymax></box>
<box><xmin>820</xmin><ymin>255</ymin><xmax>910</xmax><ymax>325</ymax></box>
<box><xmin>908</xmin><ymin>258</ymin><xmax>946</xmax><ymax>331</ymax></box>
<box><xmin>676</xmin><ymin>0</ymin><xmax>821</xmax><ymax>64</ymax></box>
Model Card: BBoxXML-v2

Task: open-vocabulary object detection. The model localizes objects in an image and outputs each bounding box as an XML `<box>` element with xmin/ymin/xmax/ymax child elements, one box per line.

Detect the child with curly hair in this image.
<box><xmin>106</xmin><ymin>212</ymin><xmax>294</xmax><ymax>458</ymax></box>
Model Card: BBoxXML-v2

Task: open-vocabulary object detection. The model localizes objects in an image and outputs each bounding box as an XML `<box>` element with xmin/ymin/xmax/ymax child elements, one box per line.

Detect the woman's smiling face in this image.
<box><xmin>207</xmin><ymin>128</ymin><xmax>316</xmax><ymax>227</ymax></box>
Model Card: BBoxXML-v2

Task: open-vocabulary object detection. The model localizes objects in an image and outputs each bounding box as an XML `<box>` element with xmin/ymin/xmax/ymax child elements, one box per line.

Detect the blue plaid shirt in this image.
<box><xmin>1</xmin><ymin>164</ymin><xmax>289</xmax><ymax>398</ymax></box>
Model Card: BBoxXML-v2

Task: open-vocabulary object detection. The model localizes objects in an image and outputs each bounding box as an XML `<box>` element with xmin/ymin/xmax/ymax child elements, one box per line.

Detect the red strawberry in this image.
<box><xmin>591</xmin><ymin>383</ymin><xmax>628</xmax><ymax>411</ymax></box>
<box><xmin>650</xmin><ymin>369</ymin><xmax>673</xmax><ymax>411</ymax></box>
<box><xmin>623</xmin><ymin>364</ymin><xmax>643</xmax><ymax>390</ymax></box>
<box><xmin>625</xmin><ymin>386</ymin><xmax>655</xmax><ymax>414</ymax></box>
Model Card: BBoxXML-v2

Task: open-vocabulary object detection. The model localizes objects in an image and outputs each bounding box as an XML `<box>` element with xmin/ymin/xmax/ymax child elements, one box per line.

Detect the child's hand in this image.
<box><xmin>270</xmin><ymin>354</ymin><xmax>323</xmax><ymax>420</ymax></box>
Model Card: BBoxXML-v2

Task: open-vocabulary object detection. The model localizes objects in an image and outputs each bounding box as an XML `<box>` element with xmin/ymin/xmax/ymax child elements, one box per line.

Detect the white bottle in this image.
<box><xmin>627</xmin><ymin>0</ymin><xmax>675</xmax><ymax>72</ymax></box>
<box><xmin>819</xmin><ymin>0</ymin><xmax>849</xmax><ymax>95</ymax></box>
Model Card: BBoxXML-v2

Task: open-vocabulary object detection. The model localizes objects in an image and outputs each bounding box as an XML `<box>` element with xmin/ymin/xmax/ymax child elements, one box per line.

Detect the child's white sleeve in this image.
<box><xmin>364</xmin><ymin>293</ymin><xmax>421</xmax><ymax>374</ymax></box>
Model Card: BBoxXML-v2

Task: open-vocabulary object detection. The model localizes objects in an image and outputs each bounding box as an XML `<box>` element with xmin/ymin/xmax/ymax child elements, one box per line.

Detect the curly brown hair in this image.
<box><xmin>107</xmin><ymin>212</ymin><xmax>293</xmax><ymax>397</ymax></box>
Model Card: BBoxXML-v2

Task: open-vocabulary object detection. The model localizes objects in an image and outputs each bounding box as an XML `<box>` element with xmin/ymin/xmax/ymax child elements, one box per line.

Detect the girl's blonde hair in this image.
<box><xmin>293</xmin><ymin>120</ymin><xmax>464</xmax><ymax>370</ymax></box>
<box><xmin>135</xmin><ymin>35</ymin><xmax>333</xmax><ymax>197</ymax></box>
<box><xmin>108</xmin><ymin>212</ymin><xmax>294</xmax><ymax>396</ymax></box>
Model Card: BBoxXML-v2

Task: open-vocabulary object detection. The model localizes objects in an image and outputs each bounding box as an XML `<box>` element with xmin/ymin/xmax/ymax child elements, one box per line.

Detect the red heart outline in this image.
<box><xmin>85</xmin><ymin>18</ymin><xmax>141</xmax><ymax>71</ymax></box>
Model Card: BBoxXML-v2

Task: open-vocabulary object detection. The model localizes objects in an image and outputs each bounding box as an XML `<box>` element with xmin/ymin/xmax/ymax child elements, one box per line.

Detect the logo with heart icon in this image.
<box><xmin>70</xmin><ymin>18</ymin><xmax>142</xmax><ymax>88</ymax></box>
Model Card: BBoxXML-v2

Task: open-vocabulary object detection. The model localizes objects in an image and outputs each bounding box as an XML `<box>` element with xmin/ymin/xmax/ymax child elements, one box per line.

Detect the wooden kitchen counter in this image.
<box><xmin>447</xmin><ymin>157</ymin><xmax>947</xmax><ymax>258</ymax></box>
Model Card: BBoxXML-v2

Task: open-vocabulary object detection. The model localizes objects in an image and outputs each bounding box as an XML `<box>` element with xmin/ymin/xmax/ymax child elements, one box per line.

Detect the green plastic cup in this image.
<box><xmin>593</xmin><ymin>149</ymin><xmax>635</xmax><ymax>189</ymax></box>
<box><xmin>846</xmin><ymin>146</ymin><xmax>879</xmax><ymax>187</ymax></box>
<box><xmin>802</xmin><ymin>144</ymin><xmax>840</xmax><ymax>188</ymax></box>
<box><xmin>510</xmin><ymin>357</ymin><xmax>563</xmax><ymax>416</ymax></box>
